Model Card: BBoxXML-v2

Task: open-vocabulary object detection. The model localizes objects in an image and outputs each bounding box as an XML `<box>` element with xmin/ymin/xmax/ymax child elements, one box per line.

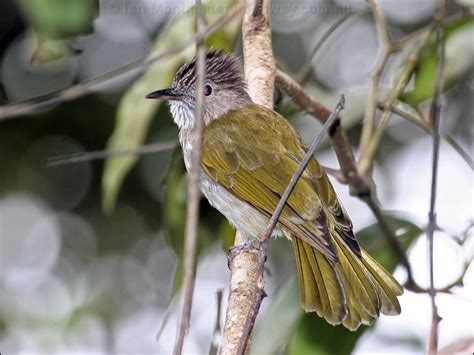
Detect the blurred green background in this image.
<box><xmin>0</xmin><ymin>0</ymin><xmax>472</xmax><ymax>353</ymax></box>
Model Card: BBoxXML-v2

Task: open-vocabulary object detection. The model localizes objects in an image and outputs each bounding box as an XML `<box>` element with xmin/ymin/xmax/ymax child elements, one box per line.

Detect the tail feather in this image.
<box><xmin>303</xmin><ymin>240</ymin><xmax>347</xmax><ymax>324</ymax></box>
<box><xmin>360</xmin><ymin>249</ymin><xmax>403</xmax><ymax>315</ymax></box>
<box><xmin>332</xmin><ymin>235</ymin><xmax>379</xmax><ymax>329</ymax></box>
<box><xmin>293</xmin><ymin>237</ymin><xmax>323</xmax><ymax>313</ymax></box>
<box><xmin>293</xmin><ymin>237</ymin><xmax>349</xmax><ymax>324</ymax></box>
<box><xmin>292</xmin><ymin>233</ymin><xmax>402</xmax><ymax>331</ymax></box>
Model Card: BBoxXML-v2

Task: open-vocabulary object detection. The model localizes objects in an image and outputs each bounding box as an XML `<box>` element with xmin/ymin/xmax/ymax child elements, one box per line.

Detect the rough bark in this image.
<box><xmin>220</xmin><ymin>0</ymin><xmax>275</xmax><ymax>354</ymax></box>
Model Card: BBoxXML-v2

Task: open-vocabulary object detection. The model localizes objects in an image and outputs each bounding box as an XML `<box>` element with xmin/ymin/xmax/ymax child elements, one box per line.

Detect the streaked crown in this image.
<box><xmin>173</xmin><ymin>49</ymin><xmax>247</xmax><ymax>95</ymax></box>
<box><xmin>146</xmin><ymin>49</ymin><xmax>252</xmax><ymax>130</ymax></box>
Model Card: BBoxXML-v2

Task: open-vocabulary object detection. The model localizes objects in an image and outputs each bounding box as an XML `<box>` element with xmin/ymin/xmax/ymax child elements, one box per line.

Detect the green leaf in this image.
<box><xmin>18</xmin><ymin>0</ymin><xmax>97</xmax><ymax>38</ymax></box>
<box><xmin>102</xmin><ymin>1</ymin><xmax>241</xmax><ymax>213</ymax></box>
<box><xmin>32</xmin><ymin>39</ymin><xmax>82</xmax><ymax>63</ymax></box>
<box><xmin>17</xmin><ymin>0</ymin><xmax>97</xmax><ymax>62</ymax></box>
<box><xmin>251</xmin><ymin>277</ymin><xmax>303</xmax><ymax>355</ymax></box>
<box><xmin>356</xmin><ymin>214</ymin><xmax>423</xmax><ymax>270</ymax></box>
<box><xmin>287</xmin><ymin>313</ymin><xmax>369</xmax><ymax>355</ymax></box>
<box><xmin>401</xmin><ymin>17</ymin><xmax>474</xmax><ymax>106</ymax></box>
<box><xmin>219</xmin><ymin>220</ymin><xmax>236</xmax><ymax>251</ymax></box>
<box><xmin>261</xmin><ymin>214</ymin><xmax>422</xmax><ymax>355</ymax></box>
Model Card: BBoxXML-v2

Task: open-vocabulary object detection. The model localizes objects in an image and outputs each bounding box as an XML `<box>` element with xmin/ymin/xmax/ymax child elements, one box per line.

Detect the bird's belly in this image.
<box><xmin>181</xmin><ymin>144</ymin><xmax>284</xmax><ymax>240</ymax></box>
<box><xmin>199</xmin><ymin>171</ymin><xmax>275</xmax><ymax>240</ymax></box>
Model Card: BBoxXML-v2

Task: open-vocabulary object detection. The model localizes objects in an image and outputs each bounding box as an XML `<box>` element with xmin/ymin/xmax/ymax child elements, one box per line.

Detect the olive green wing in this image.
<box><xmin>201</xmin><ymin>104</ymin><xmax>337</xmax><ymax>261</ymax></box>
<box><xmin>301</xmin><ymin>150</ymin><xmax>361</xmax><ymax>257</ymax></box>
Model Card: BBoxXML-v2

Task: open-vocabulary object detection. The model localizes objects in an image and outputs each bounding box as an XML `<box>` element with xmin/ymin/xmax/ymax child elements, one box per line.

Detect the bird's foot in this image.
<box><xmin>227</xmin><ymin>239</ymin><xmax>260</xmax><ymax>269</ymax></box>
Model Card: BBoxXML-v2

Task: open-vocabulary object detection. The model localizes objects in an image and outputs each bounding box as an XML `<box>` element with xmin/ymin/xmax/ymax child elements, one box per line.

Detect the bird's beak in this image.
<box><xmin>145</xmin><ymin>88</ymin><xmax>181</xmax><ymax>101</ymax></box>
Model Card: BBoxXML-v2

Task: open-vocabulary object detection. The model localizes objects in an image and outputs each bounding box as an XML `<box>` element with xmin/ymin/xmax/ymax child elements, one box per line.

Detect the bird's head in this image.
<box><xmin>146</xmin><ymin>49</ymin><xmax>251</xmax><ymax>130</ymax></box>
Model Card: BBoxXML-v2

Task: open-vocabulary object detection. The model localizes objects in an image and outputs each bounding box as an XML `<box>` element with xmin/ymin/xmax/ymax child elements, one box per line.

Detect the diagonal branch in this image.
<box><xmin>236</xmin><ymin>96</ymin><xmax>345</xmax><ymax>355</ymax></box>
<box><xmin>275</xmin><ymin>70</ymin><xmax>367</xmax><ymax>197</ymax></box>
<box><xmin>275</xmin><ymin>74</ymin><xmax>471</xmax><ymax>297</ymax></box>
<box><xmin>275</xmin><ymin>70</ymin><xmax>414</xmax><ymax>284</ymax></box>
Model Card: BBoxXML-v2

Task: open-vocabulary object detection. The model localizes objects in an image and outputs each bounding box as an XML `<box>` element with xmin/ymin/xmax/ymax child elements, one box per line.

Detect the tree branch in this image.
<box><xmin>241</xmin><ymin>0</ymin><xmax>276</xmax><ymax>108</ymax></box>
<box><xmin>173</xmin><ymin>2</ymin><xmax>207</xmax><ymax>354</ymax></box>
<box><xmin>382</xmin><ymin>102</ymin><xmax>474</xmax><ymax>170</ymax></box>
<box><xmin>362</xmin><ymin>195</ymin><xmax>413</xmax><ymax>284</ymax></box>
<box><xmin>221</xmin><ymin>1</ymin><xmax>275</xmax><ymax>354</ymax></box>
<box><xmin>438</xmin><ymin>336</ymin><xmax>474</xmax><ymax>355</ymax></box>
<box><xmin>44</xmin><ymin>140</ymin><xmax>177</xmax><ymax>167</ymax></box>
<box><xmin>274</xmin><ymin>70</ymin><xmax>415</xmax><ymax>284</ymax></box>
<box><xmin>357</xmin><ymin>19</ymin><xmax>438</xmax><ymax>176</ymax></box>
<box><xmin>426</xmin><ymin>9</ymin><xmax>445</xmax><ymax>355</ymax></box>
<box><xmin>275</xmin><ymin>70</ymin><xmax>368</xmax><ymax>197</ymax></box>
<box><xmin>358</xmin><ymin>0</ymin><xmax>392</xmax><ymax>155</ymax></box>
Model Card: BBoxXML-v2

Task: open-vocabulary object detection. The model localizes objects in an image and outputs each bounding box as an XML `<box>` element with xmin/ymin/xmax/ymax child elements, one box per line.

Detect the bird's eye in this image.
<box><xmin>204</xmin><ymin>84</ymin><xmax>213</xmax><ymax>96</ymax></box>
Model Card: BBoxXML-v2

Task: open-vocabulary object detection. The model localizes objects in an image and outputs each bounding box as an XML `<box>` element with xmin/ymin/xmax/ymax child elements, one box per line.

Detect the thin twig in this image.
<box><xmin>450</xmin><ymin>221</ymin><xmax>474</xmax><ymax>246</ymax></box>
<box><xmin>209</xmin><ymin>289</ymin><xmax>224</xmax><ymax>355</ymax></box>
<box><xmin>391</xmin><ymin>11</ymin><xmax>466</xmax><ymax>51</ymax></box>
<box><xmin>405</xmin><ymin>259</ymin><xmax>472</xmax><ymax>294</ymax></box>
<box><xmin>275</xmin><ymin>70</ymin><xmax>369</xmax><ymax>197</ymax></box>
<box><xmin>173</xmin><ymin>2</ymin><xmax>207</xmax><ymax>354</ymax></box>
<box><xmin>236</xmin><ymin>96</ymin><xmax>346</xmax><ymax>355</ymax></box>
<box><xmin>438</xmin><ymin>336</ymin><xmax>474</xmax><ymax>355</ymax></box>
<box><xmin>426</xmin><ymin>9</ymin><xmax>445</xmax><ymax>355</ymax></box>
<box><xmin>296</xmin><ymin>9</ymin><xmax>367</xmax><ymax>85</ymax></box>
<box><xmin>48</xmin><ymin>143</ymin><xmax>395</xmax><ymax>181</ymax></box>
<box><xmin>0</xmin><ymin>4</ymin><xmax>244</xmax><ymax>121</ymax></box>
<box><xmin>321</xmin><ymin>165</ymin><xmax>348</xmax><ymax>184</ymax></box>
<box><xmin>356</xmin><ymin>10</ymin><xmax>461</xmax><ymax>177</ymax></box>
<box><xmin>358</xmin><ymin>19</ymin><xmax>438</xmax><ymax>176</ymax></box>
<box><xmin>44</xmin><ymin>140</ymin><xmax>177</xmax><ymax>167</ymax></box>
<box><xmin>358</xmin><ymin>0</ymin><xmax>392</xmax><ymax>156</ymax></box>
<box><xmin>384</xmin><ymin>102</ymin><xmax>474</xmax><ymax>169</ymax></box>
<box><xmin>363</xmin><ymin>196</ymin><xmax>414</xmax><ymax>284</ymax></box>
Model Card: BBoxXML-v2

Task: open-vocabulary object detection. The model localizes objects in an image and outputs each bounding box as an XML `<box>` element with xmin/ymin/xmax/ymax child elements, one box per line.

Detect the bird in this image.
<box><xmin>146</xmin><ymin>49</ymin><xmax>403</xmax><ymax>330</ymax></box>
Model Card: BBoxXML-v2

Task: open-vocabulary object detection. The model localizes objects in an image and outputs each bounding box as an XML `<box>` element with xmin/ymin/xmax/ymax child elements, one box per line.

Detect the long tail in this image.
<box><xmin>292</xmin><ymin>233</ymin><xmax>403</xmax><ymax>331</ymax></box>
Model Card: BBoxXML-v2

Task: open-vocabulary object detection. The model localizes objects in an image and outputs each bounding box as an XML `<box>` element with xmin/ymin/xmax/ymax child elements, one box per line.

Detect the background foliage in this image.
<box><xmin>0</xmin><ymin>0</ymin><xmax>472</xmax><ymax>353</ymax></box>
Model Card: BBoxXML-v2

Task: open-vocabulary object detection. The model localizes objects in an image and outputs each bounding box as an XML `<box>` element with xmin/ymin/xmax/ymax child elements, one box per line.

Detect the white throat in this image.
<box><xmin>169</xmin><ymin>101</ymin><xmax>196</xmax><ymax>131</ymax></box>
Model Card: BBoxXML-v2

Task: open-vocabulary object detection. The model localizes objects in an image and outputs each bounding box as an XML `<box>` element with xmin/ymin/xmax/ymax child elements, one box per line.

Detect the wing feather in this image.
<box><xmin>202</xmin><ymin>104</ymin><xmax>339</xmax><ymax>260</ymax></box>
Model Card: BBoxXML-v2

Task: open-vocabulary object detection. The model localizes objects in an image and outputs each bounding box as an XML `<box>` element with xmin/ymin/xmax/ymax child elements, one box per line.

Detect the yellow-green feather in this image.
<box><xmin>202</xmin><ymin>104</ymin><xmax>337</xmax><ymax>258</ymax></box>
<box><xmin>201</xmin><ymin>103</ymin><xmax>403</xmax><ymax>331</ymax></box>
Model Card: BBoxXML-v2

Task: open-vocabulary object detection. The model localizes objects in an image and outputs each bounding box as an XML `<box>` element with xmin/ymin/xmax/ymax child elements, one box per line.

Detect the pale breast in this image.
<box><xmin>199</xmin><ymin>170</ymin><xmax>269</xmax><ymax>240</ymax></box>
<box><xmin>180</xmin><ymin>130</ymin><xmax>284</xmax><ymax>241</ymax></box>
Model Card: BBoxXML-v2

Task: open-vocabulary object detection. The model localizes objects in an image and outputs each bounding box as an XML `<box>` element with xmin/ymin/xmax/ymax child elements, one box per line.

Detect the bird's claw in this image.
<box><xmin>227</xmin><ymin>240</ymin><xmax>260</xmax><ymax>269</ymax></box>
